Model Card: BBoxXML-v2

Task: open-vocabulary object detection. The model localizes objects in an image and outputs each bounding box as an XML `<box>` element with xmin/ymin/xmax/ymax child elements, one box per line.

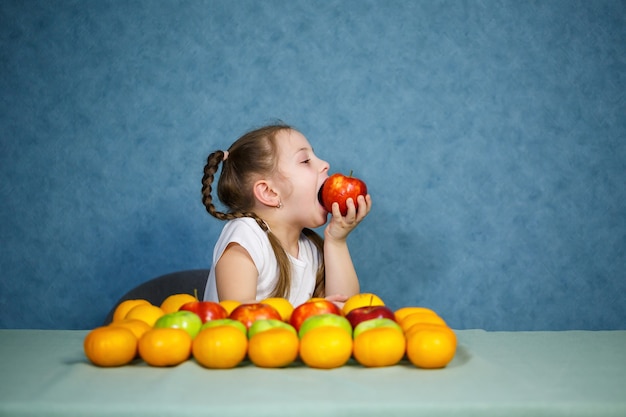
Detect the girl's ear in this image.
<box><xmin>253</xmin><ymin>180</ymin><xmax>280</xmax><ymax>208</ymax></box>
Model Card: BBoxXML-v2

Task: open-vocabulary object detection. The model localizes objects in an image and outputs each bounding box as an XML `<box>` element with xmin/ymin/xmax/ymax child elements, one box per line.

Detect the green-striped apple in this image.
<box><xmin>154</xmin><ymin>311</ymin><xmax>203</xmax><ymax>338</ymax></box>
<box><xmin>353</xmin><ymin>318</ymin><xmax>402</xmax><ymax>339</ymax></box>
<box><xmin>248</xmin><ymin>319</ymin><xmax>297</xmax><ymax>339</ymax></box>
<box><xmin>298</xmin><ymin>314</ymin><xmax>352</xmax><ymax>338</ymax></box>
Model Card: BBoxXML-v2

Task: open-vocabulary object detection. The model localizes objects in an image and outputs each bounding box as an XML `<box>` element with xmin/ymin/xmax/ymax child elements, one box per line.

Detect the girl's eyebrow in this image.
<box><xmin>294</xmin><ymin>147</ymin><xmax>312</xmax><ymax>155</ymax></box>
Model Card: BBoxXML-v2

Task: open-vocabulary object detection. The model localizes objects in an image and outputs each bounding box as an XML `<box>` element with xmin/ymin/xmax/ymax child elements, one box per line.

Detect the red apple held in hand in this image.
<box><xmin>179</xmin><ymin>301</ymin><xmax>228</xmax><ymax>323</ymax></box>
<box><xmin>318</xmin><ymin>172</ymin><xmax>368</xmax><ymax>216</ymax></box>
<box><xmin>345</xmin><ymin>305</ymin><xmax>397</xmax><ymax>329</ymax></box>
<box><xmin>290</xmin><ymin>299</ymin><xmax>342</xmax><ymax>332</ymax></box>
<box><xmin>229</xmin><ymin>303</ymin><xmax>282</xmax><ymax>329</ymax></box>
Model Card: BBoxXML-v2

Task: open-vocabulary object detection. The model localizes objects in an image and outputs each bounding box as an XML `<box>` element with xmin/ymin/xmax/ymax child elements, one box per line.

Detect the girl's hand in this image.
<box><xmin>325</xmin><ymin>293</ymin><xmax>349</xmax><ymax>310</ymax></box>
<box><xmin>325</xmin><ymin>194</ymin><xmax>372</xmax><ymax>242</ymax></box>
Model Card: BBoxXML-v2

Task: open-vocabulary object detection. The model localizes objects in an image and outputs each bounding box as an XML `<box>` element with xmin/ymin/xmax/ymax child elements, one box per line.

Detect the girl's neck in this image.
<box><xmin>264</xmin><ymin>218</ymin><xmax>301</xmax><ymax>259</ymax></box>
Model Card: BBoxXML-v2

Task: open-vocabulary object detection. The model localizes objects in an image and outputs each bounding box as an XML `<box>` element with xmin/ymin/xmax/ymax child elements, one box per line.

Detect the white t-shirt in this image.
<box><xmin>203</xmin><ymin>217</ymin><xmax>321</xmax><ymax>306</ymax></box>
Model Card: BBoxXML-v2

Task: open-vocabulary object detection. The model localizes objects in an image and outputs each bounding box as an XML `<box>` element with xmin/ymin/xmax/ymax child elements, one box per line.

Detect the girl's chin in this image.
<box><xmin>314</xmin><ymin>211</ymin><xmax>329</xmax><ymax>227</ymax></box>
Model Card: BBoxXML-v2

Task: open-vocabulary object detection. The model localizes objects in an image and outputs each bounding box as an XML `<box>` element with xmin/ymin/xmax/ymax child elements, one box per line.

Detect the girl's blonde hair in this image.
<box><xmin>201</xmin><ymin>124</ymin><xmax>325</xmax><ymax>299</ymax></box>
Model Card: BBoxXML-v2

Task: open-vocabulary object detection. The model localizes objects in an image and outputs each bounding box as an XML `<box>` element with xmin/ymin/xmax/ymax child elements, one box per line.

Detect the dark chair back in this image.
<box><xmin>103</xmin><ymin>269</ymin><xmax>209</xmax><ymax>324</ymax></box>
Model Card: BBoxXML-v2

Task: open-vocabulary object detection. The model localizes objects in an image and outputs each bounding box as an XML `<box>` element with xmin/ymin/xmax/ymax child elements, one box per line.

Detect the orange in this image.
<box><xmin>404</xmin><ymin>322</ymin><xmax>451</xmax><ymax>338</ymax></box>
<box><xmin>109</xmin><ymin>318</ymin><xmax>152</xmax><ymax>340</ymax></box>
<box><xmin>160</xmin><ymin>293</ymin><xmax>198</xmax><ymax>314</ymax></box>
<box><xmin>218</xmin><ymin>299</ymin><xmax>242</xmax><ymax>315</ymax></box>
<box><xmin>394</xmin><ymin>306</ymin><xmax>438</xmax><ymax>323</ymax></box>
<box><xmin>138</xmin><ymin>328</ymin><xmax>192</xmax><ymax>367</ymax></box>
<box><xmin>83</xmin><ymin>326</ymin><xmax>137</xmax><ymax>367</ymax></box>
<box><xmin>342</xmin><ymin>293</ymin><xmax>385</xmax><ymax>315</ymax></box>
<box><xmin>261</xmin><ymin>297</ymin><xmax>294</xmax><ymax>322</ymax></box>
<box><xmin>111</xmin><ymin>299</ymin><xmax>151</xmax><ymax>323</ymax></box>
<box><xmin>406</xmin><ymin>325</ymin><xmax>457</xmax><ymax>369</ymax></box>
<box><xmin>400</xmin><ymin>312</ymin><xmax>447</xmax><ymax>332</ymax></box>
<box><xmin>124</xmin><ymin>304</ymin><xmax>165</xmax><ymax>326</ymax></box>
<box><xmin>192</xmin><ymin>325</ymin><xmax>248</xmax><ymax>369</ymax></box>
<box><xmin>298</xmin><ymin>325</ymin><xmax>353</xmax><ymax>369</ymax></box>
<box><xmin>248</xmin><ymin>327</ymin><xmax>299</xmax><ymax>368</ymax></box>
<box><xmin>353</xmin><ymin>327</ymin><xmax>406</xmax><ymax>368</ymax></box>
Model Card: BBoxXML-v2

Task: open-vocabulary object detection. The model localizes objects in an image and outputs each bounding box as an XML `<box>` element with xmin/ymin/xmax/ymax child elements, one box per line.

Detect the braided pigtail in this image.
<box><xmin>201</xmin><ymin>152</ymin><xmax>267</xmax><ymax>225</ymax></box>
<box><xmin>266</xmin><ymin>229</ymin><xmax>292</xmax><ymax>299</ymax></box>
<box><xmin>201</xmin><ymin>150</ymin><xmax>230</xmax><ymax>221</ymax></box>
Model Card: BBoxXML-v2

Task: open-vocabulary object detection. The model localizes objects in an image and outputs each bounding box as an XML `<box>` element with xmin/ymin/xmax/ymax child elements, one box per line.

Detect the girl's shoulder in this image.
<box><xmin>212</xmin><ymin>217</ymin><xmax>273</xmax><ymax>276</ymax></box>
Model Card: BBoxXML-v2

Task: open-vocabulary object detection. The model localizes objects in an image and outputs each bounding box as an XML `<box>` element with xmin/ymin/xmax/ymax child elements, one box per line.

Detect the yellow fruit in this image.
<box><xmin>84</xmin><ymin>326</ymin><xmax>137</xmax><ymax>367</ymax></box>
<box><xmin>261</xmin><ymin>297</ymin><xmax>294</xmax><ymax>321</ymax></box>
<box><xmin>124</xmin><ymin>304</ymin><xmax>165</xmax><ymax>327</ymax></box>
<box><xmin>138</xmin><ymin>328</ymin><xmax>192</xmax><ymax>367</ymax></box>
<box><xmin>298</xmin><ymin>326</ymin><xmax>353</xmax><ymax>369</ymax></box>
<box><xmin>160</xmin><ymin>293</ymin><xmax>198</xmax><ymax>314</ymax></box>
<box><xmin>109</xmin><ymin>318</ymin><xmax>152</xmax><ymax>340</ymax></box>
<box><xmin>406</xmin><ymin>326</ymin><xmax>457</xmax><ymax>369</ymax></box>
<box><xmin>192</xmin><ymin>325</ymin><xmax>248</xmax><ymax>369</ymax></box>
<box><xmin>248</xmin><ymin>327</ymin><xmax>299</xmax><ymax>368</ymax></box>
<box><xmin>342</xmin><ymin>293</ymin><xmax>385</xmax><ymax>315</ymax></box>
<box><xmin>353</xmin><ymin>326</ymin><xmax>406</xmax><ymax>368</ymax></box>
<box><xmin>394</xmin><ymin>306</ymin><xmax>438</xmax><ymax>323</ymax></box>
<box><xmin>112</xmin><ymin>299</ymin><xmax>151</xmax><ymax>323</ymax></box>
<box><xmin>404</xmin><ymin>323</ymin><xmax>451</xmax><ymax>340</ymax></box>
<box><xmin>218</xmin><ymin>300</ymin><xmax>242</xmax><ymax>315</ymax></box>
<box><xmin>400</xmin><ymin>312</ymin><xmax>447</xmax><ymax>332</ymax></box>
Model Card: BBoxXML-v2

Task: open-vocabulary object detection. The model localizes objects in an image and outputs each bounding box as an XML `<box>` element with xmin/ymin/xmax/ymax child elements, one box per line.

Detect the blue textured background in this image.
<box><xmin>1</xmin><ymin>0</ymin><xmax>625</xmax><ymax>330</ymax></box>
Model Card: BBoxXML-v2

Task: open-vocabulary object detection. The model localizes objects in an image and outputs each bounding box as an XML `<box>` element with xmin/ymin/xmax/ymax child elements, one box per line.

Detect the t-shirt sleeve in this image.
<box><xmin>212</xmin><ymin>219</ymin><xmax>267</xmax><ymax>275</ymax></box>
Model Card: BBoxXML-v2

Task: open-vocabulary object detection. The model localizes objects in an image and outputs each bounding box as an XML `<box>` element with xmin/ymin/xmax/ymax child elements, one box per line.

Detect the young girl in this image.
<box><xmin>201</xmin><ymin>123</ymin><xmax>372</xmax><ymax>307</ymax></box>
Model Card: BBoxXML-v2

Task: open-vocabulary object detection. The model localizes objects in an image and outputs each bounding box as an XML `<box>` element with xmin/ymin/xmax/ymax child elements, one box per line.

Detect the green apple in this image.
<box><xmin>298</xmin><ymin>313</ymin><xmax>352</xmax><ymax>338</ymax></box>
<box><xmin>248</xmin><ymin>319</ymin><xmax>297</xmax><ymax>339</ymax></box>
<box><xmin>353</xmin><ymin>318</ymin><xmax>402</xmax><ymax>339</ymax></box>
<box><xmin>200</xmin><ymin>318</ymin><xmax>247</xmax><ymax>336</ymax></box>
<box><xmin>154</xmin><ymin>310</ymin><xmax>203</xmax><ymax>339</ymax></box>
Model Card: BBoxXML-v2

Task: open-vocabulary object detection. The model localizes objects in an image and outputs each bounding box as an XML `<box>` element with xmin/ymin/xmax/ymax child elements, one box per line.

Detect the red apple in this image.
<box><xmin>318</xmin><ymin>172</ymin><xmax>368</xmax><ymax>216</ymax></box>
<box><xmin>345</xmin><ymin>305</ymin><xmax>397</xmax><ymax>329</ymax></box>
<box><xmin>290</xmin><ymin>299</ymin><xmax>342</xmax><ymax>332</ymax></box>
<box><xmin>229</xmin><ymin>303</ymin><xmax>282</xmax><ymax>329</ymax></box>
<box><xmin>179</xmin><ymin>301</ymin><xmax>228</xmax><ymax>323</ymax></box>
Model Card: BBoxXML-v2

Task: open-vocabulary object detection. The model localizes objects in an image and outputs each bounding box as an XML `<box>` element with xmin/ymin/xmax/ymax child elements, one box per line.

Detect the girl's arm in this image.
<box><xmin>323</xmin><ymin>194</ymin><xmax>372</xmax><ymax>298</ymax></box>
<box><xmin>215</xmin><ymin>243</ymin><xmax>259</xmax><ymax>304</ymax></box>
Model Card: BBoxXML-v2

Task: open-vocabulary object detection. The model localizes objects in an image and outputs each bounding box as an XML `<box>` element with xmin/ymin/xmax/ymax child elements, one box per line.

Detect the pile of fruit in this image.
<box><xmin>84</xmin><ymin>293</ymin><xmax>457</xmax><ymax>370</ymax></box>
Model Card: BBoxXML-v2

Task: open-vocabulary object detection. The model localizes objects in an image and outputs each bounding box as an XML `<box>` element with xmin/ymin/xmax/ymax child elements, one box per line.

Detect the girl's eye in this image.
<box><xmin>301</xmin><ymin>159</ymin><xmax>311</xmax><ymax>164</ymax></box>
